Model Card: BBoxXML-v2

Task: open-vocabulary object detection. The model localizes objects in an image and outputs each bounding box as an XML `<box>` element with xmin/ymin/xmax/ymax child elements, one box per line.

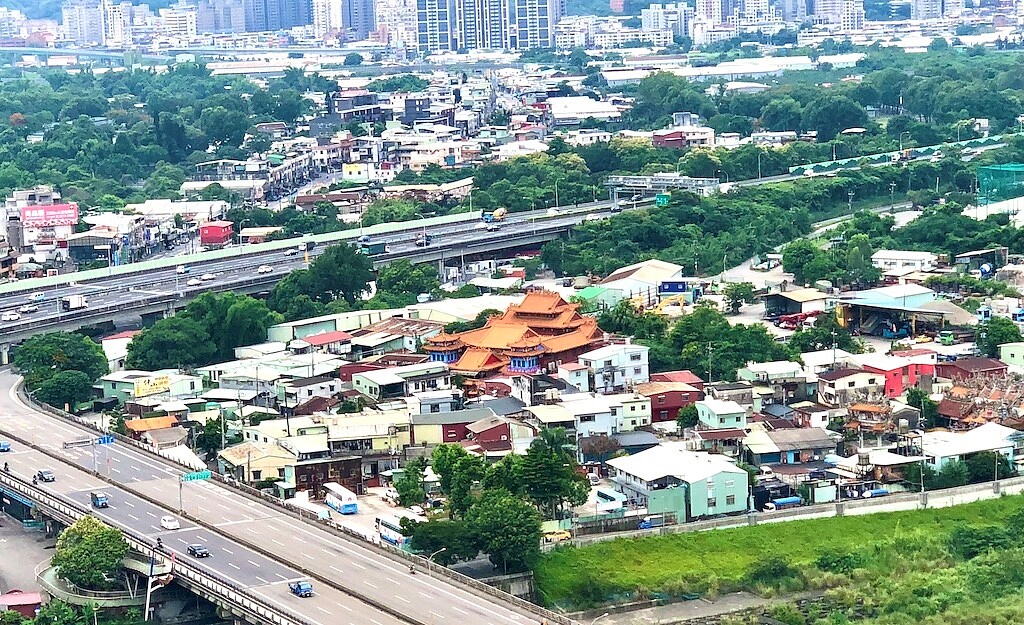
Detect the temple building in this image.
<box><xmin>423</xmin><ymin>291</ymin><xmax>605</xmax><ymax>377</ymax></box>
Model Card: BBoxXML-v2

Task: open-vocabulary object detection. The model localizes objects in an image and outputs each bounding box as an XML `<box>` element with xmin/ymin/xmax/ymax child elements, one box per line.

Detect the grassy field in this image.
<box><xmin>534</xmin><ymin>494</ymin><xmax>1024</xmax><ymax>609</ymax></box>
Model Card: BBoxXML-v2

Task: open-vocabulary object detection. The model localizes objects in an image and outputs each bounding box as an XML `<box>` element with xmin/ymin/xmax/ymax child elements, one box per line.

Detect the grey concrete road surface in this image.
<box><xmin>0</xmin><ymin>368</ymin><xmax>547</xmax><ymax>625</ymax></box>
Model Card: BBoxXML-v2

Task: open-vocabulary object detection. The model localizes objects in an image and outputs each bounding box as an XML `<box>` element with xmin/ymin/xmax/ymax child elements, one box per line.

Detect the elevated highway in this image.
<box><xmin>0</xmin><ymin>203</ymin><xmax>602</xmax><ymax>359</ymax></box>
<box><xmin>0</xmin><ymin>368</ymin><xmax>575</xmax><ymax>625</ymax></box>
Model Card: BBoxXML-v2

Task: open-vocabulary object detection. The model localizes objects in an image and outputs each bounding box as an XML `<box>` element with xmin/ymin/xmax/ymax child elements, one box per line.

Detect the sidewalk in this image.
<box><xmin>0</xmin><ymin>518</ymin><xmax>54</xmax><ymax>593</ymax></box>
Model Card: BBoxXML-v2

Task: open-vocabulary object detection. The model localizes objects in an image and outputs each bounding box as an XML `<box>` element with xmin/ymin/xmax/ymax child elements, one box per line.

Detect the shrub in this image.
<box><xmin>948</xmin><ymin>525</ymin><xmax>1011</xmax><ymax>560</ymax></box>
<box><xmin>816</xmin><ymin>549</ymin><xmax>864</xmax><ymax>574</ymax></box>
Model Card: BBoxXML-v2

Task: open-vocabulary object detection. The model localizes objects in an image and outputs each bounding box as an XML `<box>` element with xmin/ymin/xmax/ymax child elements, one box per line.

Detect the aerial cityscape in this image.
<box><xmin>1</xmin><ymin>0</ymin><xmax>1024</xmax><ymax>623</ymax></box>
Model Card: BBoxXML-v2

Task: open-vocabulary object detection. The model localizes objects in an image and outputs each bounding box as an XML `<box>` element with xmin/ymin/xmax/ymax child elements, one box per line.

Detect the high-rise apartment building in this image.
<box><xmin>62</xmin><ymin>0</ymin><xmax>105</xmax><ymax>44</ymax></box>
<box><xmin>159</xmin><ymin>3</ymin><xmax>198</xmax><ymax>36</ymax></box>
<box><xmin>694</xmin><ymin>0</ymin><xmax>722</xmax><ymax>24</ymax></box>
<box><xmin>509</xmin><ymin>0</ymin><xmax>558</xmax><ymax>48</ymax></box>
<box><xmin>813</xmin><ymin>0</ymin><xmax>862</xmax><ymax>29</ymax></box>
<box><xmin>196</xmin><ymin>0</ymin><xmax>246</xmax><ymax>33</ymax></box>
<box><xmin>455</xmin><ymin>0</ymin><xmax>508</xmax><ymax>48</ymax></box>
<box><xmin>910</xmin><ymin>0</ymin><xmax>950</xmax><ymax>19</ymax></box>
<box><xmin>416</xmin><ymin>0</ymin><xmax>454</xmax><ymax>52</ymax></box>
<box><xmin>243</xmin><ymin>0</ymin><xmax>312</xmax><ymax>31</ymax></box>
<box><xmin>640</xmin><ymin>3</ymin><xmax>693</xmax><ymax>37</ymax></box>
<box><xmin>312</xmin><ymin>0</ymin><xmax>343</xmax><ymax>35</ymax></box>
<box><xmin>373</xmin><ymin>0</ymin><xmax>417</xmax><ymax>49</ymax></box>
<box><xmin>341</xmin><ymin>0</ymin><xmax>375</xmax><ymax>38</ymax></box>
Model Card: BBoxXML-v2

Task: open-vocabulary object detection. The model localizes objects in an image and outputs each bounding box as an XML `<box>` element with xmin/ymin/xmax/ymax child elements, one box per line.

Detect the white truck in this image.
<box><xmin>60</xmin><ymin>295</ymin><xmax>87</xmax><ymax>311</ymax></box>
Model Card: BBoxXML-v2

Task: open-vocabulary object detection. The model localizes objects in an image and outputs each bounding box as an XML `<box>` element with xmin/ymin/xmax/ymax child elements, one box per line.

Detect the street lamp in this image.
<box><xmin>427</xmin><ymin>547</ymin><xmax>447</xmax><ymax>577</ymax></box>
<box><xmin>592</xmin><ymin>613</ymin><xmax>610</xmax><ymax>625</ymax></box>
<box><xmin>757</xmin><ymin>148</ymin><xmax>764</xmax><ymax>179</ymax></box>
<box><xmin>553</xmin><ymin>178</ymin><xmax>561</xmax><ymax>209</ymax></box>
<box><xmin>899</xmin><ymin>131</ymin><xmax>911</xmax><ymax>153</ymax></box>
<box><xmin>847</xmin><ymin>190</ymin><xmax>854</xmax><ymax>212</ymax></box>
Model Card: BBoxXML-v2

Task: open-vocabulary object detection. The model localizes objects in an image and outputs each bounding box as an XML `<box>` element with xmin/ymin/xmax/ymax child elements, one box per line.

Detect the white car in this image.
<box><xmin>18</xmin><ymin>304</ymin><xmax>38</xmax><ymax>314</ymax></box>
<box><xmin>585</xmin><ymin>213</ymin><xmax>605</xmax><ymax>222</ymax></box>
<box><xmin>186</xmin><ymin>278</ymin><xmax>203</xmax><ymax>287</ymax></box>
<box><xmin>257</xmin><ymin>265</ymin><xmax>273</xmax><ymax>274</ymax></box>
<box><xmin>160</xmin><ymin>516</ymin><xmax>180</xmax><ymax>530</ymax></box>
<box><xmin>408</xmin><ymin>505</ymin><xmax>426</xmax><ymax>516</ymax></box>
<box><xmin>200</xmin><ymin>273</ymin><xmax>216</xmax><ymax>281</ymax></box>
<box><xmin>1</xmin><ymin>311</ymin><xmax>21</xmax><ymax>322</ymax></box>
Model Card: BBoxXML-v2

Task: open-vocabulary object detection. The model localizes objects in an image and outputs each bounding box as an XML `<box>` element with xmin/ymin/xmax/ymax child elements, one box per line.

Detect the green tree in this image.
<box><xmin>965</xmin><ymin>451</ymin><xmax>1013</xmax><ymax>484</ymax></box>
<box><xmin>465</xmin><ymin>489</ymin><xmax>542</xmax><ymax>573</ymax></box>
<box><xmin>125</xmin><ymin>316</ymin><xmax>217</xmax><ymax>370</ymax></box>
<box><xmin>801</xmin><ymin>94</ymin><xmax>868</xmax><ymax>141</ymax></box>
<box><xmin>395</xmin><ymin>456</ymin><xmax>427</xmax><ymax>506</ymax></box>
<box><xmin>448</xmin><ymin>454</ymin><xmax>486</xmax><ymax>518</ymax></box>
<box><xmin>976</xmin><ymin>316</ymin><xmax>1022</xmax><ymax>357</ymax></box>
<box><xmin>522</xmin><ymin>428</ymin><xmax>589</xmax><ymax>519</ymax></box>
<box><xmin>52</xmin><ymin>516</ymin><xmax>129</xmax><ymax>590</ymax></box>
<box><xmin>482</xmin><ymin>454</ymin><xmax>526</xmax><ymax>496</ymax></box>
<box><xmin>196</xmin><ymin>416</ymin><xmax>226</xmax><ymax>456</ymax></box>
<box><xmin>406</xmin><ymin>519</ymin><xmax>479</xmax><ymax>564</ymax></box>
<box><xmin>36</xmin><ymin>370</ymin><xmax>93</xmax><ymax>410</ymax></box>
<box><xmin>676</xmin><ymin>404</ymin><xmax>699</xmax><ymax>431</ymax></box>
<box><xmin>343</xmin><ymin>53</ymin><xmax>364</xmax><ymax>66</ymax></box>
<box><xmin>198</xmin><ymin>106</ymin><xmax>250</xmax><ymax>146</ymax></box>
<box><xmin>906</xmin><ymin>387</ymin><xmax>939</xmax><ymax>429</ymax></box>
<box><xmin>782</xmin><ymin>239</ymin><xmax>827</xmax><ymax>285</ymax></box>
<box><xmin>276</xmin><ymin>244</ymin><xmax>374</xmax><ymax>307</ymax></box>
<box><xmin>445</xmin><ymin>308</ymin><xmax>500</xmax><ymax>334</ymax></box>
<box><xmin>178</xmin><ymin>291</ymin><xmax>283</xmax><ymax>362</ymax></box>
<box><xmin>13</xmin><ymin>331</ymin><xmax>108</xmax><ymax>389</ymax></box>
<box><xmin>722</xmin><ymin>281</ymin><xmax>757</xmax><ymax>314</ymax></box>
<box><xmin>376</xmin><ymin>260</ymin><xmax>440</xmax><ymax>300</ymax></box>
<box><xmin>580</xmin><ymin>434</ymin><xmax>621</xmax><ymax>467</ymax></box>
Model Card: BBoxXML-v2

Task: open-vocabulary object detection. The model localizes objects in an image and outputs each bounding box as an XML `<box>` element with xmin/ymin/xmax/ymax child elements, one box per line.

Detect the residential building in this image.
<box><xmin>280</xmin><ymin>455</ymin><xmax>362</xmax><ymax>499</ymax></box>
<box><xmin>870</xmin><ymin>250</ymin><xmax>939</xmax><ymax>273</ymax></box>
<box><xmin>652</xmin><ymin>126</ymin><xmax>715</xmax><ymax>149</ymax></box>
<box><xmin>409</xmin><ymin>407</ymin><xmax>494</xmax><ymax>445</ymax></box>
<box><xmin>999</xmin><ymin>342</ymin><xmax>1024</xmax><ymax>368</ymax></box>
<box><xmin>557</xmin><ymin>394</ymin><xmax>616</xmax><ymax>438</ymax></box>
<box><xmin>218</xmin><ymin>441</ymin><xmax>294</xmax><ymax>482</ymax></box>
<box><xmin>634</xmin><ymin>381</ymin><xmax>703</xmax><ymax>423</ymax></box>
<box><xmin>415</xmin><ymin>0</ymin><xmax>454</xmax><ymax>52</ymax></box>
<box><xmin>423</xmin><ymin>290</ymin><xmax>604</xmax><ymax>377</ymax></box>
<box><xmin>736</xmin><ymin>360</ymin><xmax>808</xmax><ymax>403</ymax></box>
<box><xmin>277</xmin><ymin>375</ymin><xmax>341</xmax><ymax>412</ymax></box>
<box><xmin>789</xmin><ymin>401</ymin><xmax>838</xmax><ymax>429</ymax></box>
<box><xmin>352</xmin><ymin>362</ymin><xmax>451</xmax><ymax>400</ymax></box>
<box><xmin>850</xmin><ymin>353</ymin><xmax>934</xmax><ymax>398</ymax></box>
<box><xmin>98</xmin><ymin>370</ymin><xmax>203</xmax><ymax>405</ymax></box>
<box><xmin>817</xmin><ymin>368</ymin><xmax>885</xmax><ymax>407</ymax></box>
<box><xmin>607</xmin><ymin>443</ymin><xmax>749</xmax><ymax>520</ymax></box>
<box><xmin>349</xmin><ymin>316</ymin><xmax>446</xmax><ymax>359</ymax></box>
<box><xmin>743</xmin><ymin>427</ymin><xmax>836</xmax><ymax>466</ymax></box>
<box><xmin>799</xmin><ymin>348</ymin><xmax>855</xmax><ymax>376</ymax></box>
<box><xmin>312</xmin><ymin>0</ymin><xmax>343</xmax><ymax>35</ymax></box>
<box><xmin>935</xmin><ymin>357</ymin><xmax>1009</xmax><ymax>381</ymax></box>
<box><xmin>920</xmin><ymin>422</ymin><xmax>1019</xmax><ymax>469</ymax></box>
<box><xmin>641</xmin><ymin>3</ymin><xmax>693</xmax><ymax>36</ymax></box>
<box><xmin>242</xmin><ymin>0</ymin><xmax>313</xmax><ymax>32</ymax></box>
<box><xmin>651</xmin><ymin>370</ymin><xmax>704</xmax><ymax>391</ymax></box>
<box><xmin>196</xmin><ymin>0</ymin><xmax>247</xmax><ymax>33</ymax></box>
<box><xmin>453</xmin><ymin>0</ymin><xmax>509</xmax><ymax>49</ymax></box>
<box><xmin>606</xmin><ymin>393</ymin><xmax>652</xmax><ymax>431</ymax></box>
<box><xmin>558</xmin><ymin>362</ymin><xmax>591</xmax><ymax>393</ymax></box>
<box><xmin>547</xmin><ymin>96</ymin><xmax>622</xmax><ymax>126</ymax></box>
<box><xmin>463</xmin><ymin>414</ymin><xmax>536</xmax><ymax>458</ymax></box>
<box><xmin>342</xmin><ymin>0</ymin><xmax>375</xmax><ymax>38</ymax></box>
<box><xmin>696</xmin><ymin>398</ymin><xmax>746</xmax><ymax>430</ymax></box>
<box><xmin>578</xmin><ymin>343</ymin><xmax>650</xmax><ymax>393</ymax></box>
<box><xmin>374</xmin><ymin>0</ymin><xmax>417</xmax><ymax>49</ymax></box>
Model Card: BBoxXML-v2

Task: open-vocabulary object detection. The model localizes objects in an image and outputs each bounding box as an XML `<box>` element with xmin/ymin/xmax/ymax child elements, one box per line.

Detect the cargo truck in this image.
<box><xmin>60</xmin><ymin>295</ymin><xmax>87</xmax><ymax>311</ymax></box>
<box><xmin>288</xmin><ymin>581</ymin><xmax>314</xmax><ymax>597</ymax></box>
<box><xmin>357</xmin><ymin>242</ymin><xmax>391</xmax><ymax>255</ymax></box>
<box><xmin>481</xmin><ymin>208</ymin><xmax>508</xmax><ymax>223</ymax></box>
<box><xmin>764</xmin><ymin>496</ymin><xmax>803</xmax><ymax>511</ymax></box>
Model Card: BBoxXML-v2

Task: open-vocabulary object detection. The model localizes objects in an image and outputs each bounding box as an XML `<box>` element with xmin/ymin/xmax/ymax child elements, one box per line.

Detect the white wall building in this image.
<box><xmin>579</xmin><ymin>343</ymin><xmax>650</xmax><ymax>393</ymax></box>
<box><xmin>870</xmin><ymin>250</ymin><xmax>939</xmax><ymax>273</ymax></box>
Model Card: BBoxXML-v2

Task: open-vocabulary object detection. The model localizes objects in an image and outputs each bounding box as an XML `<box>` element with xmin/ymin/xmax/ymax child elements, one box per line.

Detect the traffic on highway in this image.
<box><xmin>0</xmin><ymin>368</ymin><xmax>556</xmax><ymax>625</ymax></box>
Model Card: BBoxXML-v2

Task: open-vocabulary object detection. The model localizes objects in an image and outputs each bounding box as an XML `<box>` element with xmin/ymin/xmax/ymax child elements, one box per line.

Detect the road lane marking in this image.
<box><xmin>146</xmin><ymin>511</ymin><xmax>157</xmax><ymax>517</ymax></box>
<box><xmin>272</xmin><ymin>539</ymin><xmax>285</xmax><ymax>546</ymax></box>
<box><xmin>222</xmin><ymin>548</ymin><xmax>233</xmax><ymax>554</ymax></box>
<box><xmin>452</xmin><ymin>607</ymin><xmax>468</xmax><ymax>615</ymax></box>
<box><xmin>256</xmin><ymin>576</ymin><xmax>269</xmax><ymax>584</ymax></box>
<box><xmin>364</xmin><ymin>581</ymin><xmax>377</xmax><ymax>589</ymax></box>
<box><xmin>419</xmin><ymin>592</ymin><xmax>430</xmax><ymax>598</ymax></box>
<box><xmin>302</xmin><ymin>553</ymin><xmax>314</xmax><ymax>559</ymax></box>
<box><xmin>127</xmin><ymin>514</ymin><xmax>139</xmax><ymax>521</ymax></box>
<box><xmin>351</xmin><ymin>562</ymin><xmax>365</xmax><ymax>569</ymax></box>
<box><xmin>395</xmin><ymin>595</ymin><xmax>409</xmax><ymax>603</ymax></box>
<box><xmin>124</xmin><ymin>501</ymin><xmax>134</xmax><ymax>507</ymax></box>
<box><xmin>330</xmin><ymin>566</ymin><xmax>344</xmax><ymax>573</ymax></box>
<box><xmin>316</xmin><ymin>607</ymin><xmax>331</xmax><ymax>615</ymax></box>
<box><xmin>228</xmin><ymin>563</ymin><xmax>240</xmax><ymax>570</ymax></box>
<box><xmin>247</xmin><ymin>560</ymin><xmax>261</xmax><ymax>567</ymax></box>
<box><xmin>430</xmin><ymin>612</ymin><xmax>445</xmax><ymax>619</ymax></box>
<box><xmin>276</xmin><ymin>573</ymin><xmax>288</xmax><ymax>580</ymax></box>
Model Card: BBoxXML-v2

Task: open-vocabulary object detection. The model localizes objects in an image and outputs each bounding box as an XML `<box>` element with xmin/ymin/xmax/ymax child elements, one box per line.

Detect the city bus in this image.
<box><xmin>323</xmin><ymin>482</ymin><xmax>359</xmax><ymax>515</ymax></box>
<box><xmin>375</xmin><ymin>515</ymin><xmax>410</xmax><ymax>547</ymax></box>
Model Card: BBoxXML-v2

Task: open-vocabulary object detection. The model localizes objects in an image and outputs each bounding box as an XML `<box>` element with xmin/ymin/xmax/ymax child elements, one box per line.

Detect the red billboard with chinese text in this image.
<box><xmin>20</xmin><ymin>203</ymin><xmax>79</xmax><ymax>227</ymax></box>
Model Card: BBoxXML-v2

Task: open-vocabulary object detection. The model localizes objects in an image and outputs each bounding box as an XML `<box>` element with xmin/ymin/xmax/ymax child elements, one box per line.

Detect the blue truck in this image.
<box><xmin>288</xmin><ymin>581</ymin><xmax>314</xmax><ymax>597</ymax></box>
<box><xmin>764</xmin><ymin>496</ymin><xmax>802</xmax><ymax>511</ymax></box>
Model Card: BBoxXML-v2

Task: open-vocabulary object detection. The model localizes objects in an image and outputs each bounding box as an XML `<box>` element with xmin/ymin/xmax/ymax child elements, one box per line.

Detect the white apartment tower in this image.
<box><xmin>373</xmin><ymin>0</ymin><xmax>417</xmax><ymax>49</ymax></box>
<box><xmin>694</xmin><ymin>0</ymin><xmax>722</xmax><ymax>24</ymax></box>
<box><xmin>62</xmin><ymin>0</ymin><xmax>105</xmax><ymax>45</ymax></box>
<box><xmin>313</xmin><ymin>0</ymin><xmax>344</xmax><ymax>35</ymax></box>
<box><xmin>641</xmin><ymin>3</ymin><xmax>694</xmax><ymax>37</ymax></box>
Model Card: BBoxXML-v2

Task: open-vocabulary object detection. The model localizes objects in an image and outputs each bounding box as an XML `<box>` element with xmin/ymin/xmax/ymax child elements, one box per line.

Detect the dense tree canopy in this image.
<box><xmin>14</xmin><ymin>332</ymin><xmax>108</xmax><ymax>402</ymax></box>
<box><xmin>52</xmin><ymin>516</ymin><xmax>129</xmax><ymax>590</ymax></box>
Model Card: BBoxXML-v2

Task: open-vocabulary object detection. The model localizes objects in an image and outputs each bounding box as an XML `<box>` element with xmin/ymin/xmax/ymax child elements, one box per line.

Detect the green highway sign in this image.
<box><xmin>655</xmin><ymin>193</ymin><xmax>670</xmax><ymax>207</ymax></box>
<box><xmin>181</xmin><ymin>470</ymin><xmax>212</xmax><ymax>482</ymax></box>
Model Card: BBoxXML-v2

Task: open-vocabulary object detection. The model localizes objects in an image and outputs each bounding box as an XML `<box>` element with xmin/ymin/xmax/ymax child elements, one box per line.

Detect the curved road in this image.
<box><xmin>0</xmin><ymin>368</ymin><xmax>549</xmax><ymax>625</ymax></box>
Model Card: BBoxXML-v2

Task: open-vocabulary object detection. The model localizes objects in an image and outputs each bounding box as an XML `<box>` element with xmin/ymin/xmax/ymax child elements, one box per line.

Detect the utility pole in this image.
<box><xmin>889</xmin><ymin>181</ymin><xmax>896</xmax><ymax>212</ymax></box>
<box><xmin>706</xmin><ymin>342</ymin><xmax>713</xmax><ymax>383</ymax></box>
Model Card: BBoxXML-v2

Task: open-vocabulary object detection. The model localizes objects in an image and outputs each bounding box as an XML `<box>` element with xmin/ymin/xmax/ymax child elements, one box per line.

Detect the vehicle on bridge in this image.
<box><xmin>60</xmin><ymin>295</ymin><xmax>87</xmax><ymax>311</ymax></box>
<box><xmin>90</xmin><ymin>491</ymin><xmax>110</xmax><ymax>508</ymax></box>
<box><xmin>1</xmin><ymin>312</ymin><xmax>20</xmax><ymax>322</ymax></box>
<box><xmin>257</xmin><ymin>265</ymin><xmax>273</xmax><ymax>274</ymax></box>
<box><xmin>357</xmin><ymin>241</ymin><xmax>391</xmax><ymax>255</ymax></box>
<box><xmin>18</xmin><ymin>304</ymin><xmax>38</xmax><ymax>314</ymax></box>
<box><xmin>288</xmin><ymin>581</ymin><xmax>314</xmax><ymax>598</ymax></box>
<box><xmin>29</xmin><ymin>292</ymin><xmax>44</xmax><ymax>302</ymax></box>
<box><xmin>0</xmin><ymin>441</ymin><xmax>10</xmax><ymax>452</ymax></box>
<box><xmin>160</xmin><ymin>515</ymin><xmax>180</xmax><ymax>530</ymax></box>
<box><xmin>186</xmin><ymin>278</ymin><xmax>203</xmax><ymax>287</ymax></box>
<box><xmin>415</xmin><ymin>233</ymin><xmax>433</xmax><ymax>247</ymax></box>
<box><xmin>176</xmin><ymin>265</ymin><xmax>190</xmax><ymax>274</ymax></box>
<box><xmin>187</xmin><ymin>544</ymin><xmax>211</xmax><ymax>558</ymax></box>
<box><xmin>36</xmin><ymin>469</ymin><xmax>55</xmax><ymax>482</ymax></box>
<box><xmin>481</xmin><ymin>208</ymin><xmax>507</xmax><ymax>223</ymax></box>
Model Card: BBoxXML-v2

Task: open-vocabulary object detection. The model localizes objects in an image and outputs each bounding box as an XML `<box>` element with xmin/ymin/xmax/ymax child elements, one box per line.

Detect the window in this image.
<box><xmin>579</xmin><ymin>415</ymin><xmax>596</xmax><ymax>422</ymax></box>
<box><xmin>848</xmin><ymin>381</ymin><xmax>856</xmax><ymax>388</ymax></box>
<box><xmin>658</xmin><ymin>395</ymin><xmax>665</xmax><ymax>404</ymax></box>
<box><xmin>251</xmin><ymin>470</ymin><xmax>262</xmax><ymax>480</ymax></box>
<box><xmin>299</xmin><ymin>474</ymin><xmax>308</xmax><ymax>483</ymax></box>
<box><xmin>726</xmin><ymin>494</ymin><xmax>736</xmax><ymax>505</ymax></box>
<box><xmin>630</xmin><ymin>353</ymin><xmax>642</xmax><ymax>362</ymax></box>
<box><xmin>659</xmin><ymin>410</ymin><xmax>668</xmax><ymax>419</ymax></box>
<box><xmin>633</xmin><ymin>367</ymin><xmax>642</xmax><ymax>375</ymax></box>
<box><xmin>868</xmin><ymin>378</ymin><xmax>876</xmax><ymax>384</ymax></box>
<box><xmin>430</xmin><ymin>404</ymin><xmax>440</xmax><ymax>413</ymax></box>
<box><xmin>630</xmin><ymin>405</ymin><xmax>636</xmax><ymax>411</ymax></box>
<box><xmin>604</xmin><ymin>360</ymin><xmax>612</xmax><ymax>368</ymax></box>
<box><xmin>725</xmin><ymin>480</ymin><xmax>735</xmax><ymax>488</ymax></box>
<box><xmin>707</xmin><ymin>497</ymin><xmax>717</xmax><ymax>507</ymax></box>
<box><xmin>307</xmin><ymin>390</ymin><xmax>313</xmax><ymax>397</ymax></box>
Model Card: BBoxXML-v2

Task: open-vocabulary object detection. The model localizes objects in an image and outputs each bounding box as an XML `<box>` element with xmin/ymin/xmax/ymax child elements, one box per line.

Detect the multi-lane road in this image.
<box><xmin>0</xmin><ymin>368</ymin><xmax>556</xmax><ymax>625</ymax></box>
<box><xmin>0</xmin><ymin>202</ymin><xmax>614</xmax><ymax>342</ymax></box>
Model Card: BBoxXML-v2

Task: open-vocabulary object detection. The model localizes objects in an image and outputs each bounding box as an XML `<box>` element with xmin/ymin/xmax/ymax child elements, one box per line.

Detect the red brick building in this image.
<box><xmin>199</xmin><ymin>220</ymin><xmax>234</xmax><ymax>247</ymax></box>
<box><xmin>936</xmin><ymin>357</ymin><xmax>1008</xmax><ymax>381</ymax></box>
<box><xmin>633</xmin><ymin>381</ymin><xmax>704</xmax><ymax>423</ymax></box>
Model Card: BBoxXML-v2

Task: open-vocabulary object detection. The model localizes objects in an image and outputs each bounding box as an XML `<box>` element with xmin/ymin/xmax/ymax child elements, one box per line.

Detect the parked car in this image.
<box><xmin>408</xmin><ymin>505</ymin><xmax>426</xmax><ymax>516</ymax></box>
<box><xmin>36</xmin><ymin>469</ymin><xmax>55</xmax><ymax>482</ymax></box>
<box><xmin>543</xmin><ymin>530</ymin><xmax>572</xmax><ymax>543</ymax></box>
<box><xmin>1</xmin><ymin>311</ymin><xmax>21</xmax><ymax>322</ymax></box>
<box><xmin>160</xmin><ymin>516</ymin><xmax>180</xmax><ymax>530</ymax></box>
<box><xmin>187</xmin><ymin>544</ymin><xmax>210</xmax><ymax>558</ymax></box>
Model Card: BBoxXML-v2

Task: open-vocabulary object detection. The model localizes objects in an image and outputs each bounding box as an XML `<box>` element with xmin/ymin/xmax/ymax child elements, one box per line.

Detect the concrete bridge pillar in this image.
<box><xmin>0</xmin><ymin>343</ymin><xmax>10</xmax><ymax>365</ymax></box>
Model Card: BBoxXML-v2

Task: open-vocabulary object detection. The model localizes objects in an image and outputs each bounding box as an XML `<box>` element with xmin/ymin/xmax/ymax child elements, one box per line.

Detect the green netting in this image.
<box><xmin>978</xmin><ymin>163</ymin><xmax>1024</xmax><ymax>205</ymax></box>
